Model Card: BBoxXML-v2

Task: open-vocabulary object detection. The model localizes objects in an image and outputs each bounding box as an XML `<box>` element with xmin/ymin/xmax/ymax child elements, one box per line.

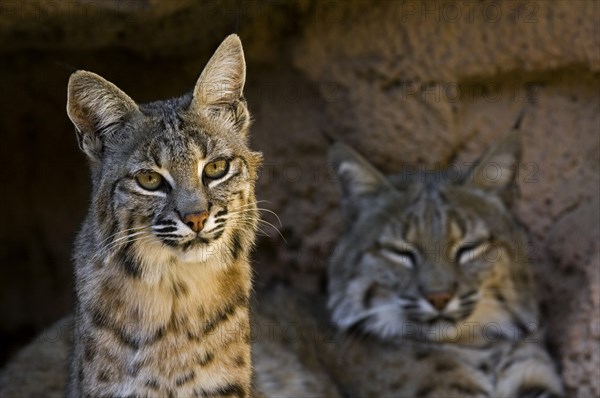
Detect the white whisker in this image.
<box><xmin>226</xmin><ymin>217</ymin><xmax>287</xmax><ymax>243</ymax></box>
<box><xmin>95</xmin><ymin>225</ymin><xmax>151</xmax><ymax>248</ymax></box>
<box><xmin>89</xmin><ymin>229</ymin><xmax>152</xmax><ymax>264</ymax></box>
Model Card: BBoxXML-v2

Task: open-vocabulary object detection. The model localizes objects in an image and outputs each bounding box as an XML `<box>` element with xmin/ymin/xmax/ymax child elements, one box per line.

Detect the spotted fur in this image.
<box><xmin>66</xmin><ymin>35</ymin><xmax>261</xmax><ymax>397</ymax></box>
<box><xmin>325</xmin><ymin>127</ymin><xmax>564</xmax><ymax>397</ymax></box>
<box><xmin>0</xmin><ymin>34</ymin><xmax>341</xmax><ymax>398</ymax></box>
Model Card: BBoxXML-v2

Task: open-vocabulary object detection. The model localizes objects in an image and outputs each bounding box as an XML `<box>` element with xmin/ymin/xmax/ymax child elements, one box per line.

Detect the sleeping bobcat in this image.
<box><xmin>322</xmin><ymin>126</ymin><xmax>564</xmax><ymax>397</ymax></box>
<box><xmin>256</xmin><ymin>123</ymin><xmax>564</xmax><ymax>397</ymax></box>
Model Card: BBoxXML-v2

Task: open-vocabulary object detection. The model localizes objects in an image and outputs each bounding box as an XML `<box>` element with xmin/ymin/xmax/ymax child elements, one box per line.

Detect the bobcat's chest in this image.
<box><xmin>102</xmin><ymin>319</ymin><xmax>249</xmax><ymax>396</ymax></box>
<box><xmin>78</xmin><ymin>260</ymin><xmax>251</xmax><ymax>396</ymax></box>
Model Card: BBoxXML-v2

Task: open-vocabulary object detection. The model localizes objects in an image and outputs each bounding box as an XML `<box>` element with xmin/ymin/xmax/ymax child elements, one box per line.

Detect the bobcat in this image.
<box><xmin>0</xmin><ymin>34</ymin><xmax>563</xmax><ymax>396</ymax></box>
<box><xmin>320</xmin><ymin>123</ymin><xmax>564</xmax><ymax>397</ymax></box>
<box><xmin>252</xmin><ymin>122</ymin><xmax>565</xmax><ymax>398</ymax></box>
<box><xmin>0</xmin><ymin>35</ymin><xmax>335</xmax><ymax>398</ymax></box>
<box><xmin>66</xmin><ymin>34</ymin><xmax>260</xmax><ymax>397</ymax></box>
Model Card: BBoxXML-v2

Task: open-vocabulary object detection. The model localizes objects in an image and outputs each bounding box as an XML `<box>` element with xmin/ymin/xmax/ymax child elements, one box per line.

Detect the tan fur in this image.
<box><xmin>319</xmin><ymin>128</ymin><xmax>563</xmax><ymax>397</ymax></box>
<box><xmin>0</xmin><ymin>34</ymin><xmax>328</xmax><ymax>398</ymax></box>
<box><xmin>249</xmin><ymin>128</ymin><xmax>564</xmax><ymax>398</ymax></box>
<box><xmin>65</xmin><ymin>35</ymin><xmax>260</xmax><ymax>398</ymax></box>
<box><xmin>0</xmin><ymin>314</ymin><xmax>335</xmax><ymax>397</ymax></box>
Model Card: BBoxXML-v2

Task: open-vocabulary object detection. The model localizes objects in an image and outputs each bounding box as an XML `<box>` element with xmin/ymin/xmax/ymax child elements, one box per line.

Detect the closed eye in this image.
<box><xmin>380</xmin><ymin>246</ymin><xmax>417</xmax><ymax>269</ymax></box>
<box><xmin>455</xmin><ymin>241</ymin><xmax>490</xmax><ymax>265</ymax></box>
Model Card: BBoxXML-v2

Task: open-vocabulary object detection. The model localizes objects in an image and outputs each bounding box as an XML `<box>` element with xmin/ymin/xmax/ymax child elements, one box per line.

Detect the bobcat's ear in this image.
<box><xmin>67</xmin><ymin>71</ymin><xmax>138</xmax><ymax>161</ymax></box>
<box><xmin>191</xmin><ymin>34</ymin><xmax>249</xmax><ymax>135</ymax></box>
<box><xmin>329</xmin><ymin>142</ymin><xmax>390</xmax><ymax>202</ymax></box>
<box><xmin>464</xmin><ymin>129</ymin><xmax>521</xmax><ymax>203</ymax></box>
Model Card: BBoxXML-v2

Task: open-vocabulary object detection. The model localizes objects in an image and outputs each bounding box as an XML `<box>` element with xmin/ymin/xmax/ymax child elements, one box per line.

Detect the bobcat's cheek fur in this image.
<box><xmin>66</xmin><ymin>35</ymin><xmax>260</xmax><ymax>397</ymax></box>
<box><xmin>327</xmin><ymin>129</ymin><xmax>564</xmax><ymax>397</ymax></box>
<box><xmin>328</xmin><ymin>136</ymin><xmax>537</xmax><ymax>344</ymax></box>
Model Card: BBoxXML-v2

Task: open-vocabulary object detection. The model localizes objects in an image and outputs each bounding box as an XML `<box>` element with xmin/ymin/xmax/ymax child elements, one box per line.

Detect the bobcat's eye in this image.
<box><xmin>381</xmin><ymin>247</ymin><xmax>417</xmax><ymax>269</ymax></box>
<box><xmin>203</xmin><ymin>159</ymin><xmax>229</xmax><ymax>180</ymax></box>
<box><xmin>135</xmin><ymin>171</ymin><xmax>164</xmax><ymax>191</ymax></box>
<box><xmin>455</xmin><ymin>241</ymin><xmax>489</xmax><ymax>265</ymax></box>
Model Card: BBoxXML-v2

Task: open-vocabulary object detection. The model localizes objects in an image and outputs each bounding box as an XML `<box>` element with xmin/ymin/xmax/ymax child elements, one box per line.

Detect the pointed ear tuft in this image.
<box><xmin>191</xmin><ymin>34</ymin><xmax>249</xmax><ymax>134</ymax></box>
<box><xmin>464</xmin><ymin>129</ymin><xmax>522</xmax><ymax>203</ymax></box>
<box><xmin>329</xmin><ymin>142</ymin><xmax>389</xmax><ymax>200</ymax></box>
<box><xmin>193</xmin><ymin>34</ymin><xmax>245</xmax><ymax>105</ymax></box>
<box><xmin>67</xmin><ymin>70</ymin><xmax>138</xmax><ymax>161</ymax></box>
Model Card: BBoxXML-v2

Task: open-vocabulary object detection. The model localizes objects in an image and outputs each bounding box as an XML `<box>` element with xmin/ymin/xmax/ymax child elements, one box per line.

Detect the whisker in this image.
<box><xmin>256</xmin><ymin>207</ymin><xmax>283</xmax><ymax>227</ymax></box>
<box><xmin>154</xmin><ymin>233</ymin><xmax>184</xmax><ymax>239</ymax></box>
<box><xmin>102</xmin><ymin>230</ymin><xmax>148</xmax><ymax>248</ymax></box>
<box><xmin>225</xmin><ymin>217</ymin><xmax>287</xmax><ymax>242</ymax></box>
<box><xmin>228</xmin><ymin>203</ymin><xmax>284</xmax><ymax>227</ymax></box>
<box><xmin>95</xmin><ymin>225</ymin><xmax>151</xmax><ymax>248</ymax></box>
<box><xmin>231</xmin><ymin>221</ymin><xmax>272</xmax><ymax>238</ymax></box>
<box><xmin>239</xmin><ymin>219</ymin><xmax>286</xmax><ymax>243</ymax></box>
<box><xmin>256</xmin><ymin>219</ymin><xmax>287</xmax><ymax>243</ymax></box>
<box><xmin>236</xmin><ymin>200</ymin><xmax>271</xmax><ymax>209</ymax></box>
<box><xmin>90</xmin><ymin>230</ymin><xmax>151</xmax><ymax>263</ymax></box>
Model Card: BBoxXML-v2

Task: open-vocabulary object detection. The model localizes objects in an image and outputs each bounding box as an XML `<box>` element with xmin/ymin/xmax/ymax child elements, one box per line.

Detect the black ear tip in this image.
<box><xmin>512</xmin><ymin>108</ymin><xmax>528</xmax><ymax>130</ymax></box>
<box><xmin>321</xmin><ymin>130</ymin><xmax>336</xmax><ymax>144</ymax></box>
<box><xmin>56</xmin><ymin>62</ymin><xmax>79</xmax><ymax>74</ymax></box>
<box><xmin>328</xmin><ymin>142</ymin><xmax>356</xmax><ymax>169</ymax></box>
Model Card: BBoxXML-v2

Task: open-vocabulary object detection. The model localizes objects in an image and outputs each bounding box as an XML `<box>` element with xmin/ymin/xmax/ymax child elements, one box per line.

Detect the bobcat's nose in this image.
<box><xmin>425</xmin><ymin>292</ymin><xmax>453</xmax><ymax>311</ymax></box>
<box><xmin>183</xmin><ymin>211</ymin><xmax>209</xmax><ymax>233</ymax></box>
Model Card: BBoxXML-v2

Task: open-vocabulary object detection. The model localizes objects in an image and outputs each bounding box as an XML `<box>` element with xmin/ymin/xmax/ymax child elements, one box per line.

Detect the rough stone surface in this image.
<box><xmin>0</xmin><ymin>1</ymin><xmax>598</xmax><ymax>395</ymax></box>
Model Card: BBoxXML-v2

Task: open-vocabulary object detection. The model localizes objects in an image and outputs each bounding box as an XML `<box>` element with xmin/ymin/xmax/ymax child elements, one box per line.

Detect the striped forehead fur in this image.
<box><xmin>328</xmin><ymin>134</ymin><xmax>538</xmax><ymax>346</ymax></box>
<box><xmin>66</xmin><ymin>35</ymin><xmax>260</xmax><ymax>397</ymax></box>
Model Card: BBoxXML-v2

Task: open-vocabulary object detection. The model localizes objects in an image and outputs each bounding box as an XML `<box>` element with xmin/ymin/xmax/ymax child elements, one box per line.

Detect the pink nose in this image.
<box><xmin>183</xmin><ymin>211</ymin><xmax>209</xmax><ymax>233</ymax></box>
<box><xmin>425</xmin><ymin>292</ymin><xmax>453</xmax><ymax>311</ymax></box>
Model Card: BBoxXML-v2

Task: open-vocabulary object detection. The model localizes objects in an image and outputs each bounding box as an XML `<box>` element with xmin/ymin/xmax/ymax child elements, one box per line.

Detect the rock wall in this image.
<box><xmin>0</xmin><ymin>1</ymin><xmax>598</xmax><ymax>395</ymax></box>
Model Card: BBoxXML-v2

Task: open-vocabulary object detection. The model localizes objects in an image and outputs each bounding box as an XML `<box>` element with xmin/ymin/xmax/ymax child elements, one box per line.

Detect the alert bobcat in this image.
<box><xmin>0</xmin><ymin>34</ymin><xmax>331</xmax><ymax>398</ymax></box>
<box><xmin>319</xmin><ymin>122</ymin><xmax>564</xmax><ymax>397</ymax></box>
<box><xmin>66</xmin><ymin>34</ymin><xmax>261</xmax><ymax>397</ymax></box>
